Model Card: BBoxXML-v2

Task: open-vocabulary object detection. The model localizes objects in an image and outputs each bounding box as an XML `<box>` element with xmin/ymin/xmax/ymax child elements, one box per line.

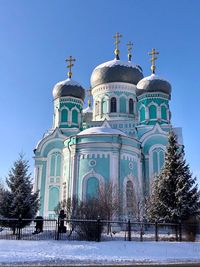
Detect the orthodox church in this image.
<box><xmin>34</xmin><ymin>33</ymin><xmax>182</xmax><ymax>219</ymax></box>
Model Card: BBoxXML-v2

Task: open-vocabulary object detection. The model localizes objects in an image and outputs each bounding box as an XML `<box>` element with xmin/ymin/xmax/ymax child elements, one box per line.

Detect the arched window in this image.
<box><xmin>48</xmin><ymin>186</ymin><xmax>59</xmax><ymax>211</ymax></box>
<box><xmin>120</xmin><ymin>97</ymin><xmax>126</xmax><ymax>113</ymax></box>
<box><xmin>161</xmin><ymin>105</ymin><xmax>167</xmax><ymax>120</ymax></box>
<box><xmin>72</xmin><ymin>109</ymin><xmax>78</xmax><ymax>124</ymax></box>
<box><xmin>102</xmin><ymin>98</ymin><xmax>107</xmax><ymax>113</ymax></box>
<box><xmin>149</xmin><ymin>105</ymin><xmax>157</xmax><ymax>119</ymax></box>
<box><xmin>86</xmin><ymin>177</ymin><xmax>99</xmax><ymax>200</ymax></box>
<box><xmin>50</xmin><ymin>154</ymin><xmax>56</xmax><ymax>176</ymax></box>
<box><xmin>129</xmin><ymin>99</ymin><xmax>134</xmax><ymax>114</ymax></box>
<box><xmin>61</xmin><ymin>109</ymin><xmax>68</xmax><ymax>122</ymax></box>
<box><xmin>111</xmin><ymin>97</ymin><xmax>117</xmax><ymax>112</ymax></box>
<box><xmin>140</xmin><ymin>106</ymin><xmax>145</xmax><ymax>121</ymax></box>
<box><xmin>49</xmin><ymin>152</ymin><xmax>62</xmax><ymax>178</ymax></box>
<box><xmin>152</xmin><ymin>148</ymin><xmax>165</xmax><ymax>174</ymax></box>
<box><xmin>126</xmin><ymin>181</ymin><xmax>134</xmax><ymax>208</ymax></box>
<box><xmin>56</xmin><ymin>154</ymin><xmax>61</xmax><ymax>176</ymax></box>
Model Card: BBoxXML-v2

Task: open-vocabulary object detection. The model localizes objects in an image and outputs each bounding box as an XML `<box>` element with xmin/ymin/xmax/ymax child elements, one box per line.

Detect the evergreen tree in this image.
<box><xmin>0</xmin><ymin>154</ymin><xmax>39</xmax><ymax>223</ymax></box>
<box><xmin>148</xmin><ymin>131</ymin><xmax>200</xmax><ymax>223</ymax></box>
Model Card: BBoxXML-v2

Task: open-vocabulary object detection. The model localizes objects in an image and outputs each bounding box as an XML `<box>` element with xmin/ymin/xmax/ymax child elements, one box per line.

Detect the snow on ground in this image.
<box><xmin>0</xmin><ymin>240</ymin><xmax>200</xmax><ymax>265</ymax></box>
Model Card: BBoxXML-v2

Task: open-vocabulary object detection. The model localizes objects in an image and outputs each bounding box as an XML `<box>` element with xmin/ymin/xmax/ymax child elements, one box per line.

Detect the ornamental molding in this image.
<box><xmin>121</xmin><ymin>153</ymin><xmax>138</xmax><ymax>162</ymax></box>
<box><xmin>79</xmin><ymin>152</ymin><xmax>110</xmax><ymax>159</ymax></box>
<box><xmin>92</xmin><ymin>82</ymin><xmax>136</xmax><ymax>96</ymax></box>
<box><xmin>35</xmin><ymin>127</ymin><xmax>66</xmax><ymax>153</ymax></box>
<box><xmin>137</xmin><ymin>92</ymin><xmax>169</xmax><ymax>101</ymax></box>
<box><xmin>59</xmin><ymin>96</ymin><xmax>83</xmax><ymax>105</ymax></box>
<box><xmin>140</xmin><ymin>123</ymin><xmax>168</xmax><ymax>143</ymax></box>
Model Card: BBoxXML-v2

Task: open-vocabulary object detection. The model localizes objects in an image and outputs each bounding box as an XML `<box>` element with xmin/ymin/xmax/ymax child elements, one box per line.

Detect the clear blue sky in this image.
<box><xmin>0</xmin><ymin>0</ymin><xmax>200</xmax><ymax>186</ymax></box>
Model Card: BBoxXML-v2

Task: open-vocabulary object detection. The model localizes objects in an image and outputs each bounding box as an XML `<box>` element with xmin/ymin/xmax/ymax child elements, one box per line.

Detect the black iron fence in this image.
<box><xmin>0</xmin><ymin>217</ymin><xmax>197</xmax><ymax>242</ymax></box>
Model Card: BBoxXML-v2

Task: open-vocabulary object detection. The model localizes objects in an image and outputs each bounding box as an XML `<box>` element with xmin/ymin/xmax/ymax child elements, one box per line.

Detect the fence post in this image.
<box><xmin>17</xmin><ymin>215</ymin><xmax>22</xmax><ymax>240</ymax></box>
<box><xmin>128</xmin><ymin>219</ymin><xmax>131</xmax><ymax>241</ymax></box>
<box><xmin>178</xmin><ymin>221</ymin><xmax>182</xmax><ymax>242</ymax></box>
<box><xmin>97</xmin><ymin>217</ymin><xmax>101</xmax><ymax>242</ymax></box>
<box><xmin>56</xmin><ymin>217</ymin><xmax>60</xmax><ymax>240</ymax></box>
<box><xmin>155</xmin><ymin>221</ymin><xmax>158</xmax><ymax>241</ymax></box>
<box><xmin>140</xmin><ymin>223</ymin><xmax>143</xmax><ymax>242</ymax></box>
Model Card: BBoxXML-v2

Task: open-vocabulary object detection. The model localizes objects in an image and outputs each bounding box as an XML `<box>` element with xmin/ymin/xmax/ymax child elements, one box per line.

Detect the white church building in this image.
<box><xmin>34</xmin><ymin>34</ymin><xmax>182</xmax><ymax>219</ymax></box>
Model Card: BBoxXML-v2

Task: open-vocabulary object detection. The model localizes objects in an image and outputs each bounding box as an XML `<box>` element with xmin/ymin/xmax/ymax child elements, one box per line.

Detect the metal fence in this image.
<box><xmin>0</xmin><ymin>217</ymin><xmax>195</xmax><ymax>242</ymax></box>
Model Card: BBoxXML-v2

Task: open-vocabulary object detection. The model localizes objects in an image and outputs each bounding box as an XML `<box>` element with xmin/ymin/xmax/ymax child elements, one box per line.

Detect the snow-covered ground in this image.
<box><xmin>0</xmin><ymin>240</ymin><xmax>200</xmax><ymax>265</ymax></box>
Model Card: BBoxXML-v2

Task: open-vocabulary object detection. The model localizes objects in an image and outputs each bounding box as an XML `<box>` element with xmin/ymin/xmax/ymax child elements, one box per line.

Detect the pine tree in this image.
<box><xmin>148</xmin><ymin>131</ymin><xmax>200</xmax><ymax>223</ymax></box>
<box><xmin>0</xmin><ymin>154</ymin><xmax>39</xmax><ymax>223</ymax></box>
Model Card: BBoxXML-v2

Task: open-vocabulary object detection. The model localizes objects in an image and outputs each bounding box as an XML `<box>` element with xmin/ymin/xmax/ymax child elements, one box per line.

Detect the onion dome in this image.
<box><xmin>91</xmin><ymin>33</ymin><xmax>143</xmax><ymax>88</ymax></box>
<box><xmin>53</xmin><ymin>55</ymin><xmax>85</xmax><ymax>101</ymax></box>
<box><xmin>136</xmin><ymin>74</ymin><xmax>171</xmax><ymax>96</ymax></box>
<box><xmin>52</xmin><ymin>78</ymin><xmax>85</xmax><ymax>100</ymax></box>
<box><xmin>137</xmin><ymin>48</ymin><xmax>171</xmax><ymax>96</ymax></box>
<box><xmin>90</xmin><ymin>59</ymin><xmax>143</xmax><ymax>88</ymax></box>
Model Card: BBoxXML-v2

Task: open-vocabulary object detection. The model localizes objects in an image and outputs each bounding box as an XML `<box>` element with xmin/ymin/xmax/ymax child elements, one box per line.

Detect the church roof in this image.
<box><xmin>52</xmin><ymin>78</ymin><xmax>85</xmax><ymax>100</ymax></box>
<box><xmin>83</xmin><ymin>106</ymin><xmax>93</xmax><ymax>113</ymax></box>
<box><xmin>77</xmin><ymin>126</ymin><xmax>127</xmax><ymax>136</ymax></box>
<box><xmin>136</xmin><ymin>74</ymin><xmax>171</xmax><ymax>96</ymax></box>
<box><xmin>90</xmin><ymin>58</ymin><xmax>143</xmax><ymax>88</ymax></box>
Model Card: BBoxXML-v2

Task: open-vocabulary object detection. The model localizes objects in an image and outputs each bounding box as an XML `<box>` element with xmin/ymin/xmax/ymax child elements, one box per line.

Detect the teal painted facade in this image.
<box><xmin>34</xmin><ymin>54</ymin><xmax>182</xmax><ymax>219</ymax></box>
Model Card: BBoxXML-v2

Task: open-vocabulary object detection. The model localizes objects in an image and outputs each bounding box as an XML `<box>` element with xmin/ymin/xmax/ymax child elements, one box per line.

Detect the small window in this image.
<box><xmin>129</xmin><ymin>99</ymin><xmax>134</xmax><ymax>114</ymax></box>
<box><xmin>149</xmin><ymin>105</ymin><xmax>157</xmax><ymax>119</ymax></box>
<box><xmin>111</xmin><ymin>97</ymin><xmax>117</xmax><ymax>112</ymax></box>
<box><xmin>61</xmin><ymin>109</ymin><xmax>68</xmax><ymax>122</ymax></box>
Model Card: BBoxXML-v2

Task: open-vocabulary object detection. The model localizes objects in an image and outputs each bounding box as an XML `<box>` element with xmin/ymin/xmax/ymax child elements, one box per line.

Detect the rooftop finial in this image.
<box><xmin>126</xmin><ymin>41</ymin><xmax>133</xmax><ymax>62</ymax></box>
<box><xmin>148</xmin><ymin>48</ymin><xmax>159</xmax><ymax>74</ymax></box>
<box><xmin>87</xmin><ymin>88</ymin><xmax>92</xmax><ymax>107</ymax></box>
<box><xmin>65</xmin><ymin>55</ymin><xmax>76</xmax><ymax>78</ymax></box>
<box><xmin>113</xmin><ymin>32</ymin><xmax>122</xmax><ymax>60</ymax></box>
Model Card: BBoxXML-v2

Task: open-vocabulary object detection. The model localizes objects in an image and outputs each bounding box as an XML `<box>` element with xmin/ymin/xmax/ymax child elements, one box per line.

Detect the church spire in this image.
<box><xmin>126</xmin><ymin>41</ymin><xmax>133</xmax><ymax>62</ymax></box>
<box><xmin>113</xmin><ymin>32</ymin><xmax>122</xmax><ymax>60</ymax></box>
<box><xmin>65</xmin><ymin>55</ymin><xmax>76</xmax><ymax>78</ymax></box>
<box><xmin>148</xmin><ymin>48</ymin><xmax>159</xmax><ymax>74</ymax></box>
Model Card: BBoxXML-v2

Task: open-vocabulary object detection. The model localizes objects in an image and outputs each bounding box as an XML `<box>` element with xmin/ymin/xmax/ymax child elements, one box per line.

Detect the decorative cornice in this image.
<box><xmin>92</xmin><ymin>82</ymin><xmax>136</xmax><ymax>97</ymax></box>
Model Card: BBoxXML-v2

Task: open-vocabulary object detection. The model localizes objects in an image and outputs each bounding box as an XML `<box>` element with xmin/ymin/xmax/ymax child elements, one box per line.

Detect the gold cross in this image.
<box><xmin>148</xmin><ymin>48</ymin><xmax>159</xmax><ymax>74</ymax></box>
<box><xmin>127</xmin><ymin>41</ymin><xmax>133</xmax><ymax>61</ymax></box>
<box><xmin>113</xmin><ymin>32</ymin><xmax>122</xmax><ymax>59</ymax></box>
<box><xmin>65</xmin><ymin>55</ymin><xmax>76</xmax><ymax>78</ymax></box>
<box><xmin>87</xmin><ymin>88</ymin><xmax>92</xmax><ymax>107</ymax></box>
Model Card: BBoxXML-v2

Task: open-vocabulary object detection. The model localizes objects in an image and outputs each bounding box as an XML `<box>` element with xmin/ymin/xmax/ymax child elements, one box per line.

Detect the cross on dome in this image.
<box><xmin>65</xmin><ymin>55</ymin><xmax>76</xmax><ymax>78</ymax></box>
<box><xmin>87</xmin><ymin>88</ymin><xmax>92</xmax><ymax>107</ymax></box>
<box><xmin>148</xmin><ymin>48</ymin><xmax>159</xmax><ymax>74</ymax></box>
<box><xmin>126</xmin><ymin>41</ymin><xmax>133</xmax><ymax>62</ymax></box>
<box><xmin>113</xmin><ymin>32</ymin><xmax>122</xmax><ymax>60</ymax></box>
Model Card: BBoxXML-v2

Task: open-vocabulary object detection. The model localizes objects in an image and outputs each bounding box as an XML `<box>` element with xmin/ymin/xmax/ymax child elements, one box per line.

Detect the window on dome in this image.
<box><xmin>149</xmin><ymin>105</ymin><xmax>157</xmax><ymax>119</ymax></box>
<box><xmin>102</xmin><ymin>98</ymin><xmax>107</xmax><ymax>113</ymax></box>
<box><xmin>129</xmin><ymin>99</ymin><xmax>134</xmax><ymax>114</ymax></box>
<box><xmin>61</xmin><ymin>109</ymin><xmax>68</xmax><ymax>122</ymax></box>
<box><xmin>161</xmin><ymin>105</ymin><xmax>167</xmax><ymax>120</ymax></box>
<box><xmin>111</xmin><ymin>97</ymin><xmax>117</xmax><ymax>112</ymax></box>
<box><xmin>72</xmin><ymin>109</ymin><xmax>78</xmax><ymax>124</ymax></box>
<box><xmin>120</xmin><ymin>97</ymin><xmax>126</xmax><ymax>113</ymax></box>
